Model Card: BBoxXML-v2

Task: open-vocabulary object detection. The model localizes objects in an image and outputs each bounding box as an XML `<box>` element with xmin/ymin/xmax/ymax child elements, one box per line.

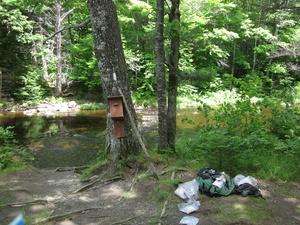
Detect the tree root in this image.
<box><xmin>52</xmin><ymin>165</ymin><xmax>90</xmax><ymax>173</ymax></box>
<box><xmin>118</xmin><ymin>169</ymin><xmax>139</xmax><ymax>203</ymax></box>
<box><xmin>0</xmin><ymin>199</ymin><xmax>49</xmax><ymax>208</ymax></box>
<box><xmin>111</xmin><ymin>214</ymin><xmax>141</xmax><ymax>225</ymax></box>
<box><xmin>71</xmin><ymin>175</ymin><xmax>122</xmax><ymax>194</ymax></box>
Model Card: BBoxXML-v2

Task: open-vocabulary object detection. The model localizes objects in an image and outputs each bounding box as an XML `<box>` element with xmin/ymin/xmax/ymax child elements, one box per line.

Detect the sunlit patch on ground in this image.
<box><xmin>101</xmin><ymin>184</ymin><xmax>125</xmax><ymax>197</ymax></box>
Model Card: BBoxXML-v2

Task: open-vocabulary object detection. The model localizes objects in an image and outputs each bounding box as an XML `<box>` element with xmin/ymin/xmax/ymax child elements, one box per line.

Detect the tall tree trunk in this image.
<box><xmin>231</xmin><ymin>40</ymin><xmax>236</xmax><ymax>77</ymax></box>
<box><xmin>0</xmin><ymin>67</ymin><xmax>2</xmax><ymax>100</ymax></box>
<box><xmin>88</xmin><ymin>0</ymin><xmax>141</xmax><ymax>161</ymax></box>
<box><xmin>266</xmin><ymin>0</ymin><xmax>284</xmax><ymax>93</ymax></box>
<box><xmin>55</xmin><ymin>2</ymin><xmax>63</xmax><ymax>97</ymax></box>
<box><xmin>167</xmin><ymin>0</ymin><xmax>180</xmax><ymax>150</ymax></box>
<box><xmin>252</xmin><ymin>10</ymin><xmax>262</xmax><ymax>72</ymax></box>
<box><xmin>38</xmin><ymin>16</ymin><xmax>49</xmax><ymax>81</ymax></box>
<box><xmin>155</xmin><ymin>0</ymin><xmax>168</xmax><ymax>151</ymax></box>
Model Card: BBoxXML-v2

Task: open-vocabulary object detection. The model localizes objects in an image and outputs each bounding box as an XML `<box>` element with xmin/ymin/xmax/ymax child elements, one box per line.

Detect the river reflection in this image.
<box><xmin>0</xmin><ymin>108</ymin><xmax>202</xmax><ymax>168</ymax></box>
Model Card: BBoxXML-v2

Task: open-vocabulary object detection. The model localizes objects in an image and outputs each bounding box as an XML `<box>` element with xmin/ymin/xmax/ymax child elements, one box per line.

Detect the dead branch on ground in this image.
<box><xmin>32</xmin><ymin>207</ymin><xmax>103</xmax><ymax>224</ymax></box>
<box><xmin>158</xmin><ymin>170</ymin><xmax>175</xmax><ymax>225</ymax></box>
<box><xmin>71</xmin><ymin>175</ymin><xmax>122</xmax><ymax>194</ymax></box>
<box><xmin>159</xmin><ymin>167</ymin><xmax>188</xmax><ymax>176</ymax></box>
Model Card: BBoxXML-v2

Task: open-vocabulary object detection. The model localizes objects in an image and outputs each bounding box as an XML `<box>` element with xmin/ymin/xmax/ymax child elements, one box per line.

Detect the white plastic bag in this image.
<box><xmin>233</xmin><ymin>174</ymin><xmax>258</xmax><ymax>186</ymax></box>
<box><xmin>178</xmin><ymin>200</ymin><xmax>201</xmax><ymax>214</ymax></box>
<box><xmin>179</xmin><ymin>216</ymin><xmax>200</xmax><ymax>225</ymax></box>
<box><xmin>174</xmin><ymin>179</ymin><xmax>199</xmax><ymax>200</ymax></box>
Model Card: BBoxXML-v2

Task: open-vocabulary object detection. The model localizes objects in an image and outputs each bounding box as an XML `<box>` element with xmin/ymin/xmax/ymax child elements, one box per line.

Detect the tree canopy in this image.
<box><xmin>0</xmin><ymin>0</ymin><xmax>299</xmax><ymax>102</ymax></box>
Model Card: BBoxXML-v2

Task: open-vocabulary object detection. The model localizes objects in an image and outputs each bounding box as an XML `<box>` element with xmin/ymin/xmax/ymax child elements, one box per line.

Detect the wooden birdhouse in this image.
<box><xmin>107</xmin><ymin>96</ymin><xmax>125</xmax><ymax>138</ymax></box>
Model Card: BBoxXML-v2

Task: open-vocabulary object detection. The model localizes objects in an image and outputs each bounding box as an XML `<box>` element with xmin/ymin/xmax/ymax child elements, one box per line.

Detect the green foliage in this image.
<box><xmin>233</xmin><ymin>71</ymin><xmax>267</xmax><ymax>98</ymax></box>
<box><xmin>178</xmin><ymin>84</ymin><xmax>198</xmax><ymax>97</ymax></box>
<box><xmin>181</xmin><ymin>114</ymin><xmax>195</xmax><ymax>125</ymax></box>
<box><xmin>267</xmin><ymin>104</ymin><xmax>300</xmax><ymax>139</ymax></box>
<box><xmin>0</xmin><ymin>0</ymin><xmax>37</xmax><ymax>77</ymax></box>
<box><xmin>14</xmin><ymin>67</ymin><xmax>50</xmax><ymax>101</ymax></box>
<box><xmin>188</xmin><ymin>68</ymin><xmax>219</xmax><ymax>91</ymax></box>
<box><xmin>0</xmin><ymin>126</ymin><xmax>17</xmax><ymax>170</ymax></box>
<box><xmin>0</xmin><ymin>126</ymin><xmax>33</xmax><ymax>172</ymax></box>
<box><xmin>0</xmin><ymin>100</ymin><xmax>10</xmax><ymax>108</ymax></box>
<box><xmin>176</xmin><ymin>97</ymin><xmax>300</xmax><ymax>181</ymax></box>
<box><xmin>79</xmin><ymin>103</ymin><xmax>105</xmax><ymax>110</ymax></box>
<box><xmin>0</xmin><ymin>0</ymin><xmax>299</xmax><ymax>103</ymax></box>
<box><xmin>68</xmin><ymin>34</ymin><xmax>102</xmax><ymax>93</ymax></box>
<box><xmin>48</xmin><ymin>97</ymin><xmax>65</xmax><ymax>103</ymax></box>
<box><xmin>117</xmin><ymin>0</ymin><xmax>156</xmax><ymax>97</ymax></box>
<box><xmin>132</xmin><ymin>82</ymin><xmax>157</xmax><ymax>107</ymax></box>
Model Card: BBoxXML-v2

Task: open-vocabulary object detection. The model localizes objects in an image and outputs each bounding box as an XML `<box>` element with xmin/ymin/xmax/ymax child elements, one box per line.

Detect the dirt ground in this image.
<box><xmin>0</xmin><ymin>167</ymin><xmax>299</xmax><ymax>225</ymax></box>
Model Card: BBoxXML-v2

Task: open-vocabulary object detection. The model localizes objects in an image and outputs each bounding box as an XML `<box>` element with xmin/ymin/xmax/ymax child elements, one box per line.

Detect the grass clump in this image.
<box><xmin>79</xmin><ymin>103</ymin><xmax>105</xmax><ymax>110</ymax></box>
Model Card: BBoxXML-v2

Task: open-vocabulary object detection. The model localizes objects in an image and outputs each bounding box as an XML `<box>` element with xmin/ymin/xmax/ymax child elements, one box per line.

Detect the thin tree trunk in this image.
<box><xmin>38</xmin><ymin>16</ymin><xmax>49</xmax><ymax>81</ymax></box>
<box><xmin>266</xmin><ymin>1</ymin><xmax>283</xmax><ymax>93</ymax></box>
<box><xmin>252</xmin><ymin>37</ymin><xmax>258</xmax><ymax>71</ymax></box>
<box><xmin>55</xmin><ymin>2</ymin><xmax>63</xmax><ymax>97</ymax></box>
<box><xmin>252</xmin><ymin>10</ymin><xmax>262</xmax><ymax>71</ymax></box>
<box><xmin>0</xmin><ymin>67</ymin><xmax>2</xmax><ymax>100</ymax></box>
<box><xmin>167</xmin><ymin>0</ymin><xmax>180</xmax><ymax>150</ymax></box>
<box><xmin>155</xmin><ymin>0</ymin><xmax>168</xmax><ymax>151</ymax></box>
<box><xmin>231</xmin><ymin>40</ymin><xmax>236</xmax><ymax>77</ymax></box>
<box><xmin>88</xmin><ymin>0</ymin><xmax>141</xmax><ymax>161</ymax></box>
<box><xmin>41</xmin><ymin>52</ymin><xmax>49</xmax><ymax>81</ymax></box>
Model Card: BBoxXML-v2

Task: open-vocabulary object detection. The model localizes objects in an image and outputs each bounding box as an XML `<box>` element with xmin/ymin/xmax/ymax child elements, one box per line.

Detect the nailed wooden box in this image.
<box><xmin>107</xmin><ymin>96</ymin><xmax>124</xmax><ymax>119</ymax></box>
<box><xmin>107</xmin><ymin>96</ymin><xmax>125</xmax><ymax>138</ymax></box>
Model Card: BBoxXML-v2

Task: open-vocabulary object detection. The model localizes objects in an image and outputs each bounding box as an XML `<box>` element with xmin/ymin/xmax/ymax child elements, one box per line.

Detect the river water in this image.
<box><xmin>0</xmin><ymin>108</ymin><xmax>202</xmax><ymax>168</ymax></box>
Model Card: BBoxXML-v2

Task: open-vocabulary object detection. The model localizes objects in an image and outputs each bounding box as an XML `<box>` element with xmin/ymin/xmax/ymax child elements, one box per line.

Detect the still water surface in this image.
<box><xmin>0</xmin><ymin>108</ymin><xmax>202</xmax><ymax>168</ymax></box>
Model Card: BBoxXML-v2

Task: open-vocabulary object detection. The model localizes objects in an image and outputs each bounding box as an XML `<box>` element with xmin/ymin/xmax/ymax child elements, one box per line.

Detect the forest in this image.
<box><xmin>0</xmin><ymin>0</ymin><xmax>300</xmax><ymax>181</ymax></box>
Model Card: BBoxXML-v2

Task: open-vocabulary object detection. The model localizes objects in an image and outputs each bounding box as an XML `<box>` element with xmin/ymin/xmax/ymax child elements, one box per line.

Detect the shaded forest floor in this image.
<box><xmin>0</xmin><ymin>167</ymin><xmax>299</xmax><ymax>225</ymax></box>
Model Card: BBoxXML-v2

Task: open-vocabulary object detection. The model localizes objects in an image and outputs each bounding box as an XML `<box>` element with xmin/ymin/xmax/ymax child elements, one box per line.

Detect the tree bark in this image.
<box><xmin>55</xmin><ymin>2</ymin><xmax>63</xmax><ymax>97</ymax></box>
<box><xmin>88</xmin><ymin>0</ymin><xmax>141</xmax><ymax>161</ymax></box>
<box><xmin>167</xmin><ymin>0</ymin><xmax>180</xmax><ymax>150</ymax></box>
<box><xmin>231</xmin><ymin>40</ymin><xmax>236</xmax><ymax>77</ymax></box>
<box><xmin>0</xmin><ymin>67</ymin><xmax>2</xmax><ymax>100</ymax></box>
<box><xmin>53</xmin><ymin>4</ymin><xmax>74</xmax><ymax>97</ymax></box>
<box><xmin>37</xmin><ymin>16</ymin><xmax>49</xmax><ymax>81</ymax></box>
<box><xmin>155</xmin><ymin>0</ymin><xmax>168</xmax><ymax>151</ymax></box>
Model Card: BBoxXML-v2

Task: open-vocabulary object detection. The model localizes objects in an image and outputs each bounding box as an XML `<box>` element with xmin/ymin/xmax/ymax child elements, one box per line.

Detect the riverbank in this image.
<box><xmin>0</xmin><ymin>167</ymin><xmax>299</xmax><ymax>225</ymax></box>
<box><xmin>0</xmin><ymin>97</ymin><xmax>106</xmax><ymax>115</ymax></box>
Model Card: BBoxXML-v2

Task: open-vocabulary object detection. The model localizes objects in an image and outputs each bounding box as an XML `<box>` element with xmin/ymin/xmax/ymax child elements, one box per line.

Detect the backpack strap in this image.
<box><xmin>197</xmin><ymin>167</ymin><xmax>221</xmax><ymax>179</ymax></box>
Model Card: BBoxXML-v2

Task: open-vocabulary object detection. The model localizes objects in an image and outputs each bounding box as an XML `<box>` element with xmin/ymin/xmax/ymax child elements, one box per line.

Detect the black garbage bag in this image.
<box><xmin>236</xmin><ymin>183</ymin><xmax>264</xmax><ymax>199</ymax></box>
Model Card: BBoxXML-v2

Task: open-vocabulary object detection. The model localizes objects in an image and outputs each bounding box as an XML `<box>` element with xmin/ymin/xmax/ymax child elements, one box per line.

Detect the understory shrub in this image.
<box><xmin>0</xmin><ymin>126</ymin><xmax>33</xmax><ymax>170</ymax></box>
<box><xmin>0</xmin><ymin>126</ymin><xmax>18</xmax><ymax>169</ymax></box>
<box><xmin>176</xmin><ymin>97</ymin><xmax>300</xmax><ymax>181</ymax></box>
<box><xmin>14</xmin><ymin>67</ymin><xmax>50</xmax><ymax>101</ymax></box>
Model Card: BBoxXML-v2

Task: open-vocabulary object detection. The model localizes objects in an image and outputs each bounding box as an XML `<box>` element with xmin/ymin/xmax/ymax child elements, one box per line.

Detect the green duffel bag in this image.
<box><xmin>195</xmin><ymin>167</ymin><xmax>235</xmax><ymax>197</ymax></box>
